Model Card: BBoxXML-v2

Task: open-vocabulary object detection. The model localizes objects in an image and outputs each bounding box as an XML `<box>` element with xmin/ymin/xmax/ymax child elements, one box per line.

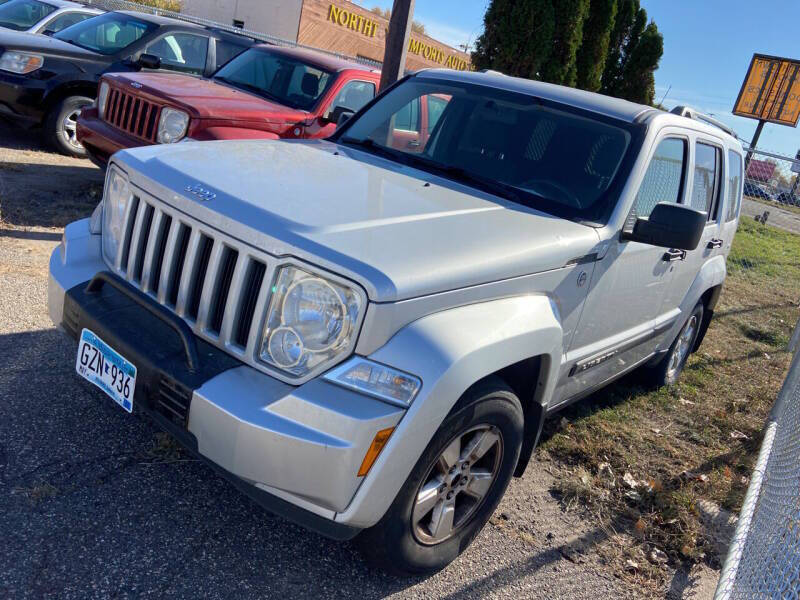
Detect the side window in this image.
<box><xmin>393</xmin><ymin>97</ymin><xmax>420</xmax><ymax>132</ymax></box>
<box><xmin>146</xmin><ymin>33</ymin><xmax>209</xmax><ymax>74</ymax></box>
<box><xmin>426</xmin><ymin>94</ymin><xmax>449</xmax><ymax>134</ymax></box>
<box><xmin>634</xmin><ymin>138</ymin><xmax>686</xmax><ymax>218</ymax></box>
<box><xmin>328</xmin><ymin>80</ymin><xmax>376</xmax><ymax>115</ymax></box>
<box><xmin>726</xmin><ymin>150</ymin><xmax>743</xmax><ymax>222</ymax></box>
<box><xmin>44</xmin><ymin>12</ymin><xmax>94</xmax><ymax>33</ymax></box>
<box><xmin>691</xmin><ymin>142</ymin><xmax>722</xmax><ymax>220</ymax></box>
<box><xmin>214</xmin><ymin>40</ymin><xmax>247</xmax><ymax>70</ymax></box>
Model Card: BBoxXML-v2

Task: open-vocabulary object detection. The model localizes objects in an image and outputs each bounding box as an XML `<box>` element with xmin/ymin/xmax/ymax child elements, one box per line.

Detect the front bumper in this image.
<box><xmin>0</xmin><ymin>70</ymin><xmax>47</xmax><ymax>123</ymax></box>
<box><xmin>49</xmin><ymin>220</ymin><xmax>405</xmax><ymax>538</ymax></box>
<box><xmin>76</xmin><ymin>108</ymin><xmax>149</xmax><ymax>168</ymax></box>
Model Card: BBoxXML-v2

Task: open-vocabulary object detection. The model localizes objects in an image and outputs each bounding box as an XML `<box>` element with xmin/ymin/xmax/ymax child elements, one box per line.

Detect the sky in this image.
<box><xmin>355</xmin><ymin>0</ymin><xmax>800</xmax><ymax>158</ymax></box>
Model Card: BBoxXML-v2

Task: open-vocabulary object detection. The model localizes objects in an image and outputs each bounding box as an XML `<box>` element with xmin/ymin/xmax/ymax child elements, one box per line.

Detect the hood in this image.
<box><xmin>117</xmin><ymin>140</ymin><xmax>600</xmax><ymax>302</ymax></box>
<box><xmin>0</xmin><ymin>29</ymin><xmax>100</xmax><ymax>59</ymax></box>
<box><xmin>106</xmin><ymin>72</ymin><xmax>308</xmax><ymax>123</ymax></box>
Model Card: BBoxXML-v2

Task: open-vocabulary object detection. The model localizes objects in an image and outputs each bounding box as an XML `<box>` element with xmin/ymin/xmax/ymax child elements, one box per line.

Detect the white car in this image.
<box><xmin>49</xmin><ymin>70</ymin><xmax>745</xmax><ymax>574</ymax></box>
<box><xmin>0</xmin><ymin>0</ymin><xmax>100</xmax><ymax>35</ymax></box>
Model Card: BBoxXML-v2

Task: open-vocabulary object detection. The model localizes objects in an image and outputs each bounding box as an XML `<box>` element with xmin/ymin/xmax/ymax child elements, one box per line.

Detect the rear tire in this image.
<box><xmin>355</xmin><ymin>377</ymin><xmax>523</xmax><ymax>576</ymax></box>
<box><xmin>649</xmin><ymin>302</ymin><xmax>704</xmax><ymax>387</ymax></box>
<box><xmin>44</xmin><ymin>95</ymin><xmax>92</xmax><ymax>157</ymax></box>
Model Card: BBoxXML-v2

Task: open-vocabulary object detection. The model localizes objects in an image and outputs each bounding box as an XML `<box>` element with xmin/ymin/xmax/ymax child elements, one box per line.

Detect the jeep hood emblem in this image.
<box><xmin>185</xmin><ymin>183</ymin><xmax>216</xmax><ymax>201</ymax></box>
<box><xmin>130</xmin><ymin>81</ymin><xmax>143</xmax><ymax>89</ymax></box>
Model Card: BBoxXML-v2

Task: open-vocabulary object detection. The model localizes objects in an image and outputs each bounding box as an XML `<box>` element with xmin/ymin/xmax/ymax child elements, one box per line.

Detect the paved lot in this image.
<box><xmin>0</xmin><ymin>122</ymin><xmax>715</xmax><ymax>599</ymax></box>
<box><xmin>741</xmin><ymin>197</ymin><xmax>800</xmax><ymax>235</ymax></box>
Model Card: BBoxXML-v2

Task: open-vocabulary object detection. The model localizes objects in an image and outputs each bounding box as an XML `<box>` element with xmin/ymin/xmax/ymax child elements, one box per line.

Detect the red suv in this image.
<box><xmin>76</xmin><ymin>45</ymin><xmax>381</xmax><ymax>167</ymax></box>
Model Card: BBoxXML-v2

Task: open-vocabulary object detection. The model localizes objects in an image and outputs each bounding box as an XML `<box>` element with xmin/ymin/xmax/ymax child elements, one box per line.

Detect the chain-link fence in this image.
<box><xmin>742</xmin><ymin>147</ymin><xmax>800</xmax><ymax>209</ymax></box>
<box><xmin>76</xmin><ymin>0</ymin><xmax>383</xmax><ymax>68</ymax></box>
<box><xmin>714</xmin><ymin>327</ymin><xmax>800</xmax><ymax>599</ymax></box>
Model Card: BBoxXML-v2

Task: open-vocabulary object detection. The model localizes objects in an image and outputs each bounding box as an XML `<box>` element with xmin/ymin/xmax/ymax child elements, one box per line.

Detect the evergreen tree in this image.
<box><xmin>575</xmin><ymin>0</ymin><xmax>618</xmax><ymax>92</ymax></box>
<box><xmin>616</xmin><ymin>21</ymin><xmax>663</xmax><ymax>105</ymax></box>
<box><xmin>472</xmin><ymin>0</ymin><xmax>555</xmax><ymax>80</ymax></box>
<box><xmin>539</xmin><ymin>0</ymin><xmax>590</xmax><ymax>86</ymax></box>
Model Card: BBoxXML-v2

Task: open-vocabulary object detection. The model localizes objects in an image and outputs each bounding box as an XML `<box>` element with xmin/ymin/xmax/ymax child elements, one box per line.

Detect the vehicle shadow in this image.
<box><xmin>0</xmin><ymin>328</ymin><xmax>424</xmax><ymax>598</ymax></box>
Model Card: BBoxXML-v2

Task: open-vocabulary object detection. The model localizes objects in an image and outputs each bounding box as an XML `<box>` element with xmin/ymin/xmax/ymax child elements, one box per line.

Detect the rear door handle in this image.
<box><xmin>663</xmin><ymin>248</ymin><xmax>686</xmax><ymax>262</ymax></box>
<box><xmin>707</xmin><ymin>238</ymin><xmax>723</xmax><ymax>249</ymax></box>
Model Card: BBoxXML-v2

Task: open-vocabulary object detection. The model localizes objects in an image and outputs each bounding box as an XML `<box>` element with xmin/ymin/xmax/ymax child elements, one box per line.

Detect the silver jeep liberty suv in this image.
<box><xmin>49</xmin><ymin>69</ymin><xmax>744</xmax><ymax>574</ymax></box>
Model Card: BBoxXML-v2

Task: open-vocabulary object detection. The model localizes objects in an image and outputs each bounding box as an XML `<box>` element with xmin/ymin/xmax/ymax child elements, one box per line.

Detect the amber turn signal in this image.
<box><xmin>357</xmin><ymin>427</ymin><xmax>395</xmax><ymax>477</ymax></box>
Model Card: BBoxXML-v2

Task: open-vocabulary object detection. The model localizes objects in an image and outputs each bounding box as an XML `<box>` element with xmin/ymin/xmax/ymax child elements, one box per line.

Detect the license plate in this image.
<box><xmin>76</xmin><ymin>329</ymin><xmax>137</xmax><ymax>413</ymax></box>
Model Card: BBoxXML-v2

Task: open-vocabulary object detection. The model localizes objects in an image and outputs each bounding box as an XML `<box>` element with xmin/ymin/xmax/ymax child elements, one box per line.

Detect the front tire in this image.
<box><xmin>44</xmin><ymin>95</ymin><xmax>92</xmax><ymax>157</ymax></box>
<box><xmin>650</xmin><ymin>302</ymin><xmax>704</xmax><ymax>386</ymax></box>
<box><xmin>355</xmin><ymin>377</ymin><xmax>523</xmax><ymax>575</ymax></box>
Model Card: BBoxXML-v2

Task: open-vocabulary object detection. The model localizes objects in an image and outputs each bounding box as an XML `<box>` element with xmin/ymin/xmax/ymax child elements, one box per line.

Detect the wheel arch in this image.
<box><xmin>43</xmin><ymin>81</ymin><xmax>98</xmax><ymax>116</ymax></box>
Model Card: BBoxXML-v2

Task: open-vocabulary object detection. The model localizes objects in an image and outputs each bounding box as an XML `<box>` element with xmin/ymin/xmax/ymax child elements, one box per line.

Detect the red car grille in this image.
<box><xmin>103</xmin><ymin>87</ymin><xmax>162</xmax><ymax>142</ymax></box>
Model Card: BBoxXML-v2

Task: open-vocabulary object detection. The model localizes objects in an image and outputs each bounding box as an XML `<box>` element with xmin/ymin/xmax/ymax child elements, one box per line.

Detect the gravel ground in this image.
<box><xmin>0</xmin><ymin>122</ymin><xmax>713</xmax><ymax>598</ymax></box>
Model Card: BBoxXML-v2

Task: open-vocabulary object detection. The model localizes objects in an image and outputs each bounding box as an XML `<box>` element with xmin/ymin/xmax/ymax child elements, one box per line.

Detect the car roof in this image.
<box><xmin>253</xmin><ymin>43</ymin><xmax>378</xmax><ymax>73</ymax></box>
<box><xmin>41</xmin><ymin>0</ymin><xmax>89</xmax><ymax>8</ymax></box>
<box><xmin>416</xmin><ymin>69</ymin><xmax>654</xmax><ymax>123</ymax></box>
<box><xmin>114</xmin><ymin>10</ymin><xmax>205</xmax><ymax>28</ymax></box>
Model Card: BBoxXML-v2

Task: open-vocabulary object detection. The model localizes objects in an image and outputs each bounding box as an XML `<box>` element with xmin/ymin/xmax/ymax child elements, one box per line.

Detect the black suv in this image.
<box><xmin>0</xmin><ymin>10</ymin><xmax>256</xmax><ymax>156</ymax></box>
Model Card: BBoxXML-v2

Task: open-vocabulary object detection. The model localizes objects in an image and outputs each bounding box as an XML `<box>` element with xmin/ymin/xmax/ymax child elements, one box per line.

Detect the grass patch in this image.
<box><xmin>540</xmin><ymin>217</ymin><xmax>799</xmax><ymax>588</ymax></box>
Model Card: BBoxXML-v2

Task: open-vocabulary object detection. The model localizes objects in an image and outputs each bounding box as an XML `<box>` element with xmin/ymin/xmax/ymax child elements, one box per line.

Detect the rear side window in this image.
<box><xmin>726</xmin><ymin>150</ymin><xmax>743</xmax><ymax>222</ymax></box>
<box><xmin>393</xmin><ymin>97</ymin><xmax>420</xmax><ymax>132</ymax></box>
<box><xmin>634</xmin><ymin>138</ymin><xmax>686</xmax><ymax>218</ymax></box>
<box><xmin>691</xmin><ymin>142</ymin><xmax>722</xmax><ymax>220</ymax></box>
<box><xmin>214</xmin><ymin>40</ymin><xmax>248</xmax><ymax>70</ymax></box>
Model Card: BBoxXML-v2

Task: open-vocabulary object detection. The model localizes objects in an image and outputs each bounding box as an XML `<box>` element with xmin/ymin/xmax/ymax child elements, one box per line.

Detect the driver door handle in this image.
<box><xmin>407</xmin><ymin>140</ymin><xmax>421</xmax><ymax>148</ymax></box>
<box><xmin>663</xmin><ymin>248</ymin><xmax>686</xmax><ymax>262</ymax></box>
<box><xmin>707</xmin><ymin>238</ymin><xmax>724</xmax><ymax>249</ymax></box>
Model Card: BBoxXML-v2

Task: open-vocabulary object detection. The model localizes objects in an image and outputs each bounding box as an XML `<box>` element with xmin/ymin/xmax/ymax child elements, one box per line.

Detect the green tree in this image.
<box><xmin>539</xmin><ymin>0</ymin><xmax>589</xmax><ymax>86</ymax></box>
<box><xmin>616</xmin><ymin>21</ymin><xmax>663</xmax><ymax>104</ymax></box>
<box><xmin>472</xmin><ymin>0</ymin><xmax>555</xmax><ymax>79</ymax></box>
<box><xmin>575</xmin><ymin>0</ymin><xmax>618</xmax><ymax>92</ymax></box>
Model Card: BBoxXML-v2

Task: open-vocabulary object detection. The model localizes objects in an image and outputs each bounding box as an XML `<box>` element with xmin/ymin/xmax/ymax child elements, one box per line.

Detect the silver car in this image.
<box><xmin>48</xmin><ymin>69</ymin><xmax>744</xmax><ymax>574</ymax></box>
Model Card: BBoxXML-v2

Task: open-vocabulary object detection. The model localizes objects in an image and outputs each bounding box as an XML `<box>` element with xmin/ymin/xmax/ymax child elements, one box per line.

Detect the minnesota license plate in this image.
<box><xmin>76</xmin><ymin>329</ymin><xmax>137</xmax><ymax>413</ymax></box>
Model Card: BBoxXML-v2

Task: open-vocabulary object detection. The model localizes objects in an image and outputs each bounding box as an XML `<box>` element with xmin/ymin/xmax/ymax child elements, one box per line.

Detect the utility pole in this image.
<box><xmin>379</xmin><ymin>0</ymin><xmax>415</xmax><ymax>91</ymax></box>
<box><xmin>744</xmin><ymin>119</ymin><xmax>765</xmax><ymax>168</ymax></box>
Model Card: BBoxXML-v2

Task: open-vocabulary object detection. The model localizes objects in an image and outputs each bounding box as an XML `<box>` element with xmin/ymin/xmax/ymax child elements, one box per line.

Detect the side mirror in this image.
<box><xmin>623</xmin><ymin>202</ymin><xmax>706</xmax><ymax>250</ymax></box>
<box><xmin>326</xmin><ymin>105</ymin><xmax>354</xmax><ymax>126</ymax></box>
<box><xmin>137</xmin><ymin>53</ymin><xmax>161</xmax><ymax>70</ymax></box>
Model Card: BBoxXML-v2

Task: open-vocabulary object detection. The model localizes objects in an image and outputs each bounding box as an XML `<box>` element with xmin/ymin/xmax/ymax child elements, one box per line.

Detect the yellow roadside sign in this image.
<box><xmin>733</xmin><ymin>54</ymin><xmax>800</xmax><ymax>127</ymax></box>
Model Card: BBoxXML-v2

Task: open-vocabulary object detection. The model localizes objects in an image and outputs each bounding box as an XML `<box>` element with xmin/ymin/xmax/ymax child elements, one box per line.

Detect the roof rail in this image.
<box><xmin>670</xmin><ymin>105</ymin><xmax>738</xmax><ymax>139</ymax></box>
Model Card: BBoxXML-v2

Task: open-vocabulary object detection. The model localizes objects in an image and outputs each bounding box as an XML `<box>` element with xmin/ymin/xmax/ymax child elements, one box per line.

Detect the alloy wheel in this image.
<box><xmin>667</xmin><ymin>314</ymin><xmax>698</xmax><ymax>379</ymax></box>
<box><xmin>61</xmin><ymin>107</ymin><xmax>84</xmax><ymax>151</ymax></box>
<box><xmin>411</xmin><ymin>424</ymin><xmax>503</xmax><ymax>545</ymax></box>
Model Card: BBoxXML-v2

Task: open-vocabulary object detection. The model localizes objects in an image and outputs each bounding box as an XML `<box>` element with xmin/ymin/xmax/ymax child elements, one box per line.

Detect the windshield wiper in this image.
<box><xmin>339</xmin><ymin>137</ymin><xmax>404</xmax><ymax>162</ymax></box>
<box><xmin>213</xmin><ymin>76</ymin><xmax>284</xmax><ymax>104</ymax></box>
<box><xmin>403</xmin><ymin>156</ymin><xmax>525</xmax><ymax>204</ymax></box>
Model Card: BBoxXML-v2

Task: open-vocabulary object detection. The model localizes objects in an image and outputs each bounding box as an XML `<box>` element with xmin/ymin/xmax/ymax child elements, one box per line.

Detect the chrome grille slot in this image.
<box><xmin>166</xmin><ymin>224</ymin><xmax>191</xmax><ymax>307</ymax></box>
<box><xmin>119</xmin><ymin>195</ymin><xmax>140</xmax><ymax>273</ymax></box>
<box><xmin>235</xmin><ymin>259</ymin><xmax>266</xmax><ymax>347</ymax></box>
<box><xmin>149</xmin><ymin>214</ymin><xmax>172</xmax><ymax>296</ymax></box>
<box><xmin>131</xmin><ymin>203</ymin><xmax>154</xmax><ymax>283</ymax></box>
<box><xmin>103</xmin><ymin>85</ymin><xmax>161</xmax><ymax>142</ymax></box>
<box><xmin>208</xmin><ymin>246</ymin><xmax>238</xmax><ymax>335</ymax></box>
<box><xmin>186</xmin><ymin>235</ymin><xmax>213</xmax><ymax>321</ymax></box>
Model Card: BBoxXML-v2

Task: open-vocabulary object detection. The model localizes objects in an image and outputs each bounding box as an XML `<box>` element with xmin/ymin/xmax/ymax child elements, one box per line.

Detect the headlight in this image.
<box><xmin>324</xmin><ymin>358</ymin><xmax>421</xmax><ymax>407</ymax></box>
<box><xmin>157</xmin><ymin>107</ymin><xmax>189</xmax><ymax>143</ymax></box>
<box><xmin>102</xmin><ymin>165</ymin><xmax>130</xmax><ymax>263</ymax></box>
<box><xmin>97</xmin><ymin>81</ymin><xmax>110</xmax><ymax>119</ymax></box>
<box><xmin>259</xmin><ymin>266</ymin><xmax>362</xmax><ymax>378</ymax></box>
<box><xmin>0</xmin><ymin>51</ymin><xmax>43</xmax><ymax>74</ymax></box>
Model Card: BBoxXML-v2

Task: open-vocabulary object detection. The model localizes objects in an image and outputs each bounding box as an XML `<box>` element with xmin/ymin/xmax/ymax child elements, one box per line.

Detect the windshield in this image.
<box><xmin>54</xmin><ymin>12</ymin><xmax>157</xmax><ymax>55</ymax></box>
<box><xmin>338</xmin><ymin>78</ymin><xmax>638</xmax><ymax>222</ymax></box>
<box><xmin>213</xmin><ymin>48</ymin><xmax>333</xmax><ymax>111</ymax></box>
<box><xmin>0</xmin><ymin>0</ymin><xmax>57</xmax><ymax>31</ymax></box>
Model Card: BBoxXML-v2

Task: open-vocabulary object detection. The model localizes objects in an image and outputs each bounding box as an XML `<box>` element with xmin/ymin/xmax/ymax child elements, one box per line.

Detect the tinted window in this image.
<box><xmin>54</xmin><ymin>12</ymin><xmax>157</xmax><ymax>55</ymax></box>
<box><xmin>691</xmin><ymin>142</ymin><xmax>721</xmax><ymax>219</ymax></box>
<box><xmin>727</xmin><ymin>150</ymin><xmax>743</xmax><ymax>222</ymax></box>
<box><xmin>328</xmin><ymin>80</ymin><xmax>375</xmax><ymax>115</ymax></box>
<box><xmin>146</xmin><ymin>33</ymin><xmax>208</xmax><ymax>74</ymax></box>
<box><xmin>213</xmin><ymin>48</ymin><xmax>333</xmax><ymax>111</ymax></box>
<box><xmin>340</xmin><ymin>78</ymin><xmax>635</xmax><ymax>221</ymax></box>
<box><xmin>214</xmin><ymin>40</ymin><xmax>248</xmax><ymax>70</ymax></box>
<box><xmin>0</xmin><ymin>0</ymin><xmax>57</xmax><ymax>31</ymax></box>
<box><xmin>43</xmin><ymin>11</ymin><xmax>93</xmax><ymax>33</ymax></box>
<box><xmin>634</xmin><ymin>138</ymin><xmax>686</xmax><ymax>218</ymax></box>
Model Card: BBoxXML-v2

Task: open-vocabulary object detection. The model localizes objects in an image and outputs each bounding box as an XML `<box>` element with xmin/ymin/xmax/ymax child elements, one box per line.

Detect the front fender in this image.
<box><xmin>334</xmin><ymin>294</ymin><xmax>562</xmax><ymax>528</ymax></box>
<box><xmin>195</xmin><ymin>127</ymin><xmax>281</xmax><ymax>141</ymax></box>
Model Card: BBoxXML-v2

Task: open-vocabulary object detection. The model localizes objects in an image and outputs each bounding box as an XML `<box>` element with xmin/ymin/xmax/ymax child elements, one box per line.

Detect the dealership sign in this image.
<box><xmin>327</xmin><ymin>4</ymin><xmax>469</xmax><ymax>71</ymax></box>
<box><xmin>733</xmin><ymin>54</ymin><xmax>800</xmax><ymax>127</ymax></box>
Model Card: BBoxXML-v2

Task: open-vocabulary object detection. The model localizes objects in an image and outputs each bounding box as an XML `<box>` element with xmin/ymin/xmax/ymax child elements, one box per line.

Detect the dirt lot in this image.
<box><xmin>4</xmin><ymin>121</ymin><xmax>789</xmax><ymax>599</ymax></box>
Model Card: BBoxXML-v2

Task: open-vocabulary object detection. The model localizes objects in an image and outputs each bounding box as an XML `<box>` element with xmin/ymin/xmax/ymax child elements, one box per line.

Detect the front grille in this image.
<box><xmin>104</xmin><ymin>86</ymin><xmax>162</xmax><ymax>142</ymax></box>
<box><xmin>110</xmin><ymin>193</ymin><xmax>270</xmax><ymax>362</ymax></box>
